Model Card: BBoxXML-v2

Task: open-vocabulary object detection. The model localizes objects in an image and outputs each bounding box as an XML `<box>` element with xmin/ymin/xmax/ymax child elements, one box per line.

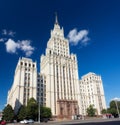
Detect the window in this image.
<box><xmin>24</xmin><ymin>76</ymin><xmax>28</xmax><ymax>82</ymax></box>
<box><xmin>74</xmin><ymin>56</ymin><xmax>75</xmax><ymax>60</ymax></box>
<box><xmin>28</xmin><ymin>82</ymin><xmax>30</xmax><ymax>86</ymax></box>
<box><xmin>28</xmin><ymin>89</ymin><xmax>30</xmax><ymax>92</ymax></box>
<box><xmin>28</xmin><ymin>77</ymin><xmax>30</xmax><ymax>80</ymax></box>
<box><xmin>24</xmin><ymin>88</ymin><xmax>26</xmax><ymax>92</ymax></box>
<box><xmin>50</xmin><ymin>50</ymin><xmax>51</xmax><ymax>55</ymax></box>
<box><xmin>21</xmin><ymin>62</ymin><xmax>23</xmax><ymax>65</ymax></box>
<box><xmin>24</xmin><ymin>82</ymin><xmax>27</xmax><ymax>86</ymax></box>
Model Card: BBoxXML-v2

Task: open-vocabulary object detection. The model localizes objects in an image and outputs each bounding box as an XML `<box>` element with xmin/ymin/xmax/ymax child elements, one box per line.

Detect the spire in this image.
<box><xmin>53</xmin><ymin>12</ymin><xmax>60</xmax><ymax>31</ymax></box>
<box><xmin>55</xmin><ymin>12</ymin><xmax>59</xmax><ymax>25</ymax></box>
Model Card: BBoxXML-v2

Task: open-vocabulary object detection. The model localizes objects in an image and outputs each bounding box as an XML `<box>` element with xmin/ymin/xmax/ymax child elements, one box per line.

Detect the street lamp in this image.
<box><xmin>38</xmin><ymin>92</ymin><xmax>41</xmax><ymax>123</ymax></box>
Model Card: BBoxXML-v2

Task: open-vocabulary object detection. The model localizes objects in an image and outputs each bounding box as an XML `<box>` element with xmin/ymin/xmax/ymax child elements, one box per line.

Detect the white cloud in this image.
<box><xmin>111</xmin><ymin>97</ymin><xmax>120</xmax><ymax>101</ymax></box>
<box><xmin>2</xmin><ymin>29</ymin><xmax>15</xmax><ymax>37</ymax></box>
<box><xmin>5</xmin><ymin>39</ymin><xmax>34</xmax><ymax>56</ymax></box>
<box><xmin>0</xmin><ymin>38</ymin><xmax>5</xmax><ymax>42</ymax></box>
<box><xmin>8</xmin><ymin>30</ymin><xmax>16</xmax><ymax>37</ymax></box>
<box><xmin>19</xmin><ymin>40</ymin><xmax>35</xmax><ymax>57</ymax></box>
<box><xmin>25</xmin><ymin>51</ymin><xmax>33</xmax><ymax>57</ymax></box>
<box><xmin>67</xmin><ymin>28</ymin><xmax>90</xmax><ymax>46</ymax></box>
<box><xmin>2</xmin><ymin>29</ymin><xmax>7</xmax><ymax>35</ymax></box>
<box><xmin>5</xmin><ymin>39</ymin><xmax>19</xmax><ymax>53</ymax></box>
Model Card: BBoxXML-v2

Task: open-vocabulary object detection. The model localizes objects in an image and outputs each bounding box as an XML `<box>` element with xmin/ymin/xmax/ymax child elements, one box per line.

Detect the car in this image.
<box><xmin>20</xmin><ymin>119</ymin><xmax>29</xmax><ymax>124</ymax></box>
<box><xmin>28</xmin><ymin>119</ymin><xmax>34</xmax><ymax>123</ymax></box>
<box><xmin>0</xmin><ymin>120</ymin><xmax>6</xmax><ymax>125</ymax></box>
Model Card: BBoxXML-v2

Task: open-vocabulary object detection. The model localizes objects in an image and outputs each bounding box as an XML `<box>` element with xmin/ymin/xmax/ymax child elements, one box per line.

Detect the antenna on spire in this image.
<box><xmin>55</xmin><ymin>12</ymin><xmax>58</xmax><ymax>24</ymax></box>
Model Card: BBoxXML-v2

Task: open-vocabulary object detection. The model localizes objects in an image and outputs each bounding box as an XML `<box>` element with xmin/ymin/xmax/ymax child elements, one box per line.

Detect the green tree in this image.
<box><xmin>101</xmin><ymin>109</ymin><xmax>107</xmax><ymax>114</ymax></box>
<box><xmin>86</xmin><ymin>105</ymin><xmax>96</xmax><ymax>117</ymax></box>
<box><xmin>110</xmin><ymin>101</ymin><xmax>116</xmax><ymax>108</ymax></box>
<box><xmin>17</xmin><ymin>105</ymin><xmax>27</xmax><ymax>120</ymax></box>
<box><xmin>40</xmin><ymin>106</ymin><xmax>52</xmax><ymax>118</ymax></box>
<box><xmin>107</xmin><ymin>100</ymin><xmax>120</xmax><ymax>117</ymax></box>
<box><xmin>2</xmin><ymin>104</ymin><xmax>14</xmax><ymax>122</ymax></box>
<box><xmin>16</xmin><ymin>98</ymin><xmax>52</xmax><ymax>121</ymax></box>
<box><xmin>26</xmin><ymin>97</ymin><xmax>38</xmax><ymax>120</ymax></box>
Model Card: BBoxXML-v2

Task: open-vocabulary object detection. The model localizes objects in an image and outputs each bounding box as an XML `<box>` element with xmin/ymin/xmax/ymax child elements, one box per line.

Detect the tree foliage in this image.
<box><xmin>107</xmin><ymin>100</ymin><xmax>120</xmax><ymax>117</ymax></box>
<box><xmin>40</xmin><ymin>106</ymin><xmax>52</xmax><ymax>118</ymax></box>
<box><xmin>101</xmin><ymin>109</ymin><xmax>107</xmax><ymax>114</ymax></box>
<box><xmin>26</xmin><ymin>97</ymin><xmax>38</xmax><ymax>120</ymax></box>
<box><xmin>87</xmin><ymin>105</ymin><xmax>96</xmax><ymax>117</ymax></box>
<box><xmin>17</xmin><ymin>105</ymin><xmax>27</xmax><ymax>120</ymax></box>
<box><xmin>4</xmin><ymin>98</ymin><xmax>52</xmax><ymax>121</ymax></box>
<box><xmin>2</xmin><ymin>104</ymin><xmax>14</xmax><ymax>122</ymax></box>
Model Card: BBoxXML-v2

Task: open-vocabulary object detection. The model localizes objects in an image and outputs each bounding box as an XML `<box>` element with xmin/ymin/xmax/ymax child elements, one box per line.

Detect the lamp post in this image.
<box><xmin>38</xmin><ymin>92</ymin><xmax>41</xmax><ymax>123</ymax></box>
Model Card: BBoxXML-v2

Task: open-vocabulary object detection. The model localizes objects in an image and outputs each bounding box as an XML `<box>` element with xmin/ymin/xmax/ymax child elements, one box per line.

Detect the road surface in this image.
<box><xmin>7</xmin><ymin>118</ymin><xmax>120</xmax><ymax>125</ymax></box>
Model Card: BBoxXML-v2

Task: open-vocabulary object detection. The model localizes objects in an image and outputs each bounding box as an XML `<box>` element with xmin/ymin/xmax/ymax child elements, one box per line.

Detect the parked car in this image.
<box><xmin>20</xmin><ymin>119</ymin><xmax>29</xmax><ymax>124</ymax></box>
<box><xmin>0</xmin><ymin>120</ymin><xmax>6</xmax><ymax>125</ymax></box>
<box><xmin>28</xmin><ymin>119</ymin><xmax>34</xmax><ymax>123</ymax></box>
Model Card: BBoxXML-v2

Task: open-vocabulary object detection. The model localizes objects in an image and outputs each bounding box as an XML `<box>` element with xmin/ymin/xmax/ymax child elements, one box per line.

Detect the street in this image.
<box><xmin>62</xmin><ymin>120</ymin><xmax>120</xmax><ymax>125</ymax></box>
<box><xmin>7</xmin><ymin>118</ymin><xmax>120</xmax><ymax>125</ymax></box>
<box><xmin>34</xmin><ymin>118</ymin><xmax>120</xmax><ymax>125</ymax></box>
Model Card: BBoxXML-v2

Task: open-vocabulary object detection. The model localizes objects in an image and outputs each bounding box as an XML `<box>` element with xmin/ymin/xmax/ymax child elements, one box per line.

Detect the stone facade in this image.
<box><xmin>79</xmin><ymin>72</ymin><xmax>106</xmax><ymax>115</ymax></box>
<box><xmin>7</xmin><ymin>57</ymin><xmax>37</xmax><ymax>114</ymax></box>
<box><xmin>57</xmin><ymin>100</ymin><xmax>78</xmax><ymax>118</ymax></box>
<box><xmin>40</xmin><ymin>16</ymin><xmax>80</xmax><ymax>116</ymax></box>
<box><xmin>37</xmin><ymin>73</ymin><xmax>46</xmax><ymax>106</ymax></box>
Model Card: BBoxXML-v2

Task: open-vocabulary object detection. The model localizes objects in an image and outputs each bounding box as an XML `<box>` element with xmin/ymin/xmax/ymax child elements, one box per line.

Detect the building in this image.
<box><xmin>7</xmin><ymin>57</ymin><xmax>37</xmax><ymax>114</ymax></box>
<box><xmin>40</xmin><ymin>15</ymin><xmax>80</xmax><ymax>118</ymax></box>
<box><xmin>79</xmin><ymin>72</ymin><xmax>106</xmax><ymax>115</ymax></box>
<box><xmin>37</xmin><ymin>73</ymin><xmax>46</xmax><ymax>106</ymax></box>
<box><xmin>7</xmin><ymin>15</ymin><xmax>106</xmax><ymax>117</ymax></box>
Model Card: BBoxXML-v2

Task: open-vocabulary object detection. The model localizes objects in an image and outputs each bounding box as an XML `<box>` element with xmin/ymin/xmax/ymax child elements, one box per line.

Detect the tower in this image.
<box><xmin>7</xmin><ymin>57</ymin><xmax>37</xmax><ymax>114</ymax></box>
<box><xmin>40</xmin><ymin>15</ymin><xmax>80</xmax><ymax>118</ymax></box>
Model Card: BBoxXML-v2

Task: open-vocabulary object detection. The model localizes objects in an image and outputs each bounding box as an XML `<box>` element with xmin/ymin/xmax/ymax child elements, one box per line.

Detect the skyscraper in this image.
<box><xmin>7</xmin><ymin>15</ymin><xmax>106</xmax><ymax>118</ymax></box>
<box><xmin>40</xmin><ymin>15</ymin><xmax>80</xmax><ymax>117</ymax></box>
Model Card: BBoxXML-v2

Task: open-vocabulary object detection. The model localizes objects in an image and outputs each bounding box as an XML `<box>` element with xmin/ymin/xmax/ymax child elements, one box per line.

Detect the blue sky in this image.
<box><xmin>0</xmin><ymin>0</ymin><xmax>120</xmax><ymax>110</ymax></box>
